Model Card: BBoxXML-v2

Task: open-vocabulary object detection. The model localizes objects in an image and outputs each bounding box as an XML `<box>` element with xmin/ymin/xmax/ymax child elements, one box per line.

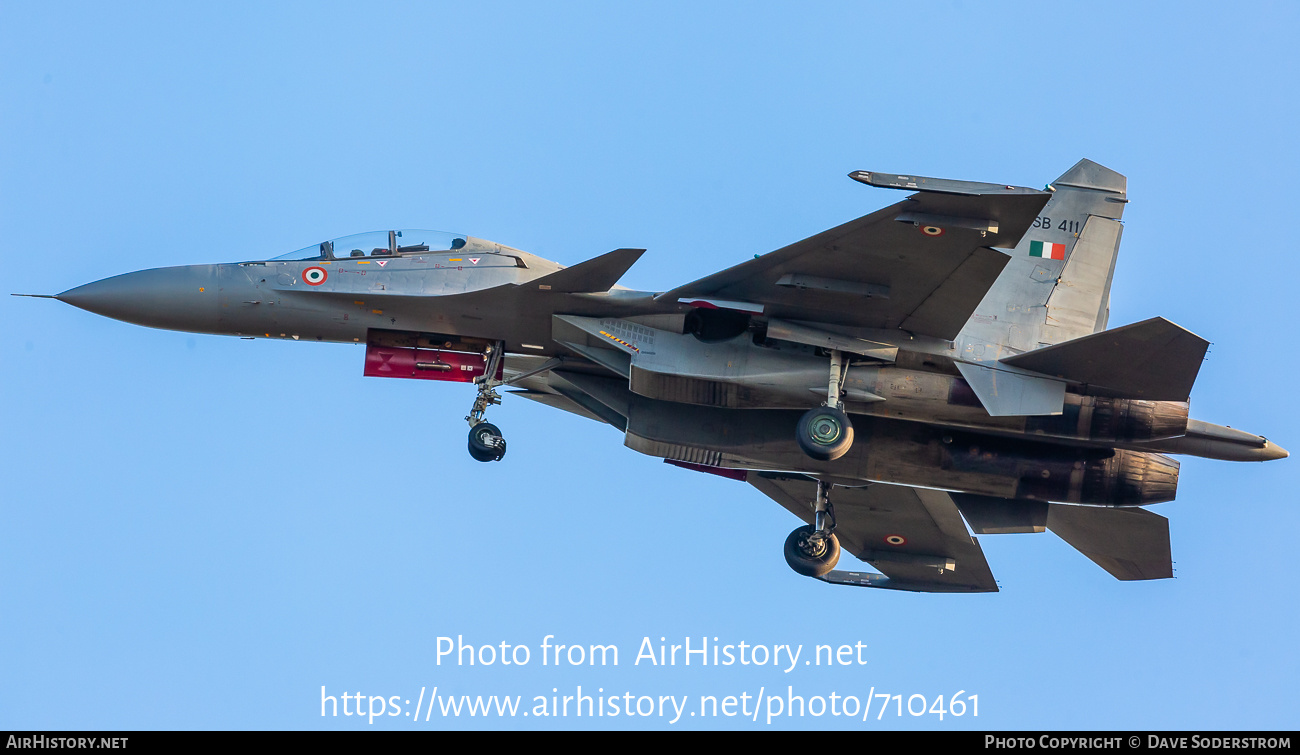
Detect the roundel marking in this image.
<box><xmin>884</xmin><ymin>534</ymin><xmax>907</xmax><ymax>546</ymax></box>
<box><xmin>920</xmin><ymin>225</ymin><xmax>945</xmax><ymax>237</ymax></box>
<box><xmin>303</xmin><ymin>267</ymin><xmax>328</xmax><ymax>285</ymax></box>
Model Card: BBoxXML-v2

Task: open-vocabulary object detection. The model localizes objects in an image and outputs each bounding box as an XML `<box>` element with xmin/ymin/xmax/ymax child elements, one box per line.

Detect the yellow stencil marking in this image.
<box><xmin>599</xmin><ymin>330</ymin><xmax>639</xmax><ymax>352</ymax></box>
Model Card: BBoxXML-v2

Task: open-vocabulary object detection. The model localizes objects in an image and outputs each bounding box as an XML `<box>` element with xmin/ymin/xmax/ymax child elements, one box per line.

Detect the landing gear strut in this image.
<box><xmin>796</xmin><ymin>349</ymin><xmax>854</xmax><ymax>461</ymax></box>
<box><xmin>466</xmin><ymin>341</ymin><xmax>507</xmax><ymax>462</ymax></box>
<box><xmin>784</xmin><ymin>479</ymin><xmax>840</xmax><ymax>576</ymax></box>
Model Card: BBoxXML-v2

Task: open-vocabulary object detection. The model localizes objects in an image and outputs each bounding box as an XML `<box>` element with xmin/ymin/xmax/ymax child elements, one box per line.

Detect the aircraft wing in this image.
<box><xmin>658</xmin><ymin>183</ymin><xmax>1051</xmax><ymax>340</ymax></box>
<box><xmin>749</xmin><ymin>473</ymin><xmax>998</xmax><ymax>592</ymax></box>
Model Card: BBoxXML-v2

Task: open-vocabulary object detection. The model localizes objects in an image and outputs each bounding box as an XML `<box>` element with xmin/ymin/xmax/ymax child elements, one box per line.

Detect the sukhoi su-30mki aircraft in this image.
<box><xmin>24</xmin><ymin>159</ymin><xmax>1287</xmax><ymax>592</ymax></box>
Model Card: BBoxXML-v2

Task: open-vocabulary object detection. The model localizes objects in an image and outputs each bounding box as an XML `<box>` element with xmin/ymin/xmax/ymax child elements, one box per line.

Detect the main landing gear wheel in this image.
<box><xmin>797</xmin><ymin>347</ymin><xmax>854</xmax><ymax>461</ymax></box>
<box><xmin>468</xmin><ymin>422</ymin><xmax>507</xmax><ymax>462</ymax></box>
<box><xmin>783</xmin><ymin>525</ymin><xmax>841</xmax><ymax>577</ymax></box>
<box><xmin>785</xmin><ymin>478</ymin><xmax>839</xmax><ymax>577</ymax></box>
<box><xmin>796</xmin><ymin>405</ymin><xmax>854</xmax><ymax>461</ymax></box>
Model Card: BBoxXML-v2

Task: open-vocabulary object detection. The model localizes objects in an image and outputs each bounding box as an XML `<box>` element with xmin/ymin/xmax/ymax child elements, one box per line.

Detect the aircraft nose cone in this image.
<box><xmin>58</xmin><ymin>265</ymin><xmax>220</xmax><ymax>333</ymax></box>
<box><xmin>1260</xmin><ymin>441</ymin><xmax>1289</xmax><ymax>461</ymax></box>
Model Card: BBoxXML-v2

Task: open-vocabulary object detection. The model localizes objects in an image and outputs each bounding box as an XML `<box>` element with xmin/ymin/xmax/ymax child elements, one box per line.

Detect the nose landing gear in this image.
<box><xmin>466</xmin><ymin>341</ymin><xmax>507</xmax><ymax>462</ymax></box>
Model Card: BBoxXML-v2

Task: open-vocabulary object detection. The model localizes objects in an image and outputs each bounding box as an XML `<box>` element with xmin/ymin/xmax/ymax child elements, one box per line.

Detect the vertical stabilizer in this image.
<box><xmin>959</xmin><ymin>159</ymin><xmax>1129</xmax><ymax>352</ymax></box>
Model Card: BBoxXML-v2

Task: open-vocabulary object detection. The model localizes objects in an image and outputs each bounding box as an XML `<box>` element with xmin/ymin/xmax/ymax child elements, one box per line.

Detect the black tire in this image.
<box><xmin>796</xmin><ymin>406</ymin><xmax>854</xmax><ymax>461</ymax></box>
<box><xmin>783</xmin><ymin>525</ymin><xmax>841</xmax><ymax>577</ymax></box>
<box><xmin>468</xmin><ymin>444</ymin><xmax>498</xmax><ymax>462</ymax></box>
<box><xmin>468</xmin><ymin>422</ymin><xmax>507</xmax><ymax>462</ymax></box>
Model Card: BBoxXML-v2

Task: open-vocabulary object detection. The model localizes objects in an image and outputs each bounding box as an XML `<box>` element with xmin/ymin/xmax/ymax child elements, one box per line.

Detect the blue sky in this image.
<box><xmin>2</xmin><ymin>1</ymin><xmax>1298</xmax><ymax>730</ymax></box>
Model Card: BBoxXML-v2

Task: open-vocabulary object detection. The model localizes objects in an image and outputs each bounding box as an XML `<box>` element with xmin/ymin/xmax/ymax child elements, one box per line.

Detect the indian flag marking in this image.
<box><xmin>1029</xmin><ymin>240</ymin><xmax>1066</xmax><ymax>259</ymax></box>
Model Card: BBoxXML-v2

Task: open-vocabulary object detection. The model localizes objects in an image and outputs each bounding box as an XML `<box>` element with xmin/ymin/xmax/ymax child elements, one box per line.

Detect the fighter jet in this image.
<box><xmin>22</xmin><ymin>159</ymin><xmax>1287</xmax><ymax>592</ymax></box>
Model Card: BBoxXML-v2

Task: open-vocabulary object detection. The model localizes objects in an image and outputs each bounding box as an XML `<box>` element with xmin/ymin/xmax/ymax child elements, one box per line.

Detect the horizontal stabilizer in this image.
<box><xmin>525</xmin><ymin>248</ymin><xmax>645</xmax><ymax>293</ymax></box>
<box><xmin>954</xmin><ymin>361</ymin><xmax>1066</xmax><ymax>416</ymax></box>
<box><xmin>1046</xmin><ymin>504</ymin><xmax>1172</xmax><ymax>581</ymax></box>
<box><xmin>1000</xmin><ymin>317</ymin><xmax>1208</xmax><ymax>401</ymax></box>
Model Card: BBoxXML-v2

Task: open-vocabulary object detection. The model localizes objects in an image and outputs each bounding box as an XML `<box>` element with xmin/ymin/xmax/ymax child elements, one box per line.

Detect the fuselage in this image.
<box><xmin>47</xmin><ymin>231</ymin><xmax>1286</xmax><ymax>500</ymax></box>
<box><xmin>55</xmin><ymin>247</ymin><xmax>669</xmax><ymax>353</ymax></box>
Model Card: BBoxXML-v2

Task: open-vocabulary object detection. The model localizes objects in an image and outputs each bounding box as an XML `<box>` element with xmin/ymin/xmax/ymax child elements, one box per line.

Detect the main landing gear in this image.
<box><xmin>796</xmin><ymin>348</ymin><xmax>854</xmax><ymax>461</ymax></box>
<box><xmin>466</xmin><ymin>341</ymin><xmax>507</xmax><ymax>462</ymax></box>
<box><xmin>784</xmin><ymin>479</ymin><xmax>840</xmax><ymax>577</ymax></box>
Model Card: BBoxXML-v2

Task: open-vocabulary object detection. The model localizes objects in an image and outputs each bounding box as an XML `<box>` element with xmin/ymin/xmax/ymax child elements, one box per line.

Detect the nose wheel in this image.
<box><xmin>468</xmin><ymin>421</ymin><xmax>507</xmax><ymax>462</ymax></box>
<box><xmin>466</xmin><ymin>341</ymin><xmax>507</xmax><ymax>462</ymax></box>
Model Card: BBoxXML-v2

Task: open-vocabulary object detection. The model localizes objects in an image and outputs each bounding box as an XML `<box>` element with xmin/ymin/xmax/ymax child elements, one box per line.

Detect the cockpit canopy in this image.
<box><xmin>273</xmin><ymin>229</ymin><xmax>492</xmax><ymax>261</ymax></box>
